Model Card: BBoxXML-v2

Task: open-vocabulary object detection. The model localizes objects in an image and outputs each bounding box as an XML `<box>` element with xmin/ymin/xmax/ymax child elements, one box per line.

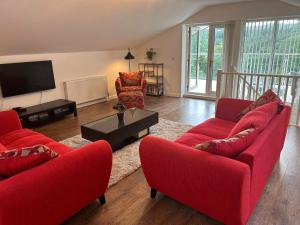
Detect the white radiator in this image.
<box><xmin>64</xmin><ymin>76</ymin><xmax>108</xmax><ymax>106</ymax></box>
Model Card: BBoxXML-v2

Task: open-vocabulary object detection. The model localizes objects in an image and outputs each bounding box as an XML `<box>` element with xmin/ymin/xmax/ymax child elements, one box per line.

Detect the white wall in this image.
<box><xmin>0</xmin><ymin>50</ymin><xmax>131</xmax><ymax>110</ymax></box>
<box><xmin>136</xmin><ymin>0</ymin><xmax>300</xmax><ymax>97</ymax></box>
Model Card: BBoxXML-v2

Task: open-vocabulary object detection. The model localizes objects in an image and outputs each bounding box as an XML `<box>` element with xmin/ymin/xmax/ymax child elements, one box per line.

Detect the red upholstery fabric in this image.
<box><xmin>0</xmin><ymin>110</ymin><xmax>113</xmax><ymax>225</ymax></box>
<box><xmin>195</xmin><ymin>128</ymin><xmax>259</xmax><ymax>158</ymax></box>
<box><xmin>175</xmin><ymin>132</ymin><xmax>214</xmax><ymax>147</ymax></box>
<box><xmin>0</xmin><ymin>128</ymin><xmax>72</xmax><ymax>155</ymax></box>
<box><xmin>118</xmin><ymin>91</ymin><xmax>145</xmax><ymax>109</ymax></box>
<box><xmin>0</xmin><ymin>143</ymin><xmax>6</xmax><ymax>152</ymax></box>
<box><xmin>240</xmin><ymin>89</ymin><xmax>283</xmax><ymax>116</ymax></box>
<box><xmin>236</xmin><ymin>106</ymin><xmax>291</xmax><ymax>212</ymax></box>
<box><xmin>188</xmin><ymin>118</ymin><xmax>236</xmax><ymax>139</ymax></box>
<box><xmin>0</xmin><ymin>145</ymin><xmax>58</xmax><ymax>177</ymax></box>
<box><xmin>229</xmin><ymin>101</ymin><xmax>278</xmax><ymax>136</ymax></box>
<box><xmin>115</xmin><ymin>74</ymin><xmax>147</xmax><ymax>109</ymax></box>
<box><xmin>0</xmin><ymin>110</ymin><xmax>22</xmax><ymax>136</ymax></box>
<box><xmin>139</xmin><ymin>98</ymin><xmax>291</xmax><ymax>225</ymax></box>
<box><xmin>119</xmin><ymin>71</ymin><xmax>143</xmax><ymax>86</ymax></box>
<box><xmin>140</xmin><ymin>136</ymin><xmax>251</xmax><ymax>225</ymax></box>
<box><xmin>216</xmin><ymin>98</ymin><xmax>252</xmax><ymax>122</ymax></box>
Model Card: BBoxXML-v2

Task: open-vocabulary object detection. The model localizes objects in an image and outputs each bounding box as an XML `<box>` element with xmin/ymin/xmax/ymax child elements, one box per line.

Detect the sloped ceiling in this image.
<box><xmin>0</xmin><ymin>0</ymin><xmax>254</xmax><ymax>56</ymax></box>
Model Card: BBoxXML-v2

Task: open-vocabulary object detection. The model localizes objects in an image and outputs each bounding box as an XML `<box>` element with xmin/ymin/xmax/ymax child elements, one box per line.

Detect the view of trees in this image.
<box><xmin>189</xmin><ymin>26</ymin><xmax>224</xmax><ymax>80</ymax></box>
<box><xmin>188</xmin><ymin>18</ymin><xmax>300</xmax><ymax>85</ymax></box>
<box><xmin>240</xmin><ymin>19</ymin><xmax>300</xmax><ymax>75</ymax></box>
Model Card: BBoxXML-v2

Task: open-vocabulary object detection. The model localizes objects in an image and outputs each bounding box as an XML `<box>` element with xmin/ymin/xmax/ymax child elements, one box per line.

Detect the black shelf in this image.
<box><xmin>16</xmin><ymin>99</ymin><xmax>77</xmax><ymax>128</ymax></box>
<box><xmin>139</xmin><ymin>63</ymin><xmax>164</xmax><ymax>96</ymax></box>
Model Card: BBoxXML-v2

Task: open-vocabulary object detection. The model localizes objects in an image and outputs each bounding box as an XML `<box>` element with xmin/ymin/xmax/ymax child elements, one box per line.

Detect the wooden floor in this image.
<box><xmin>35</xmin><ymin>96</ymin><xmax>300</xmax><ymax>225</ymax></box>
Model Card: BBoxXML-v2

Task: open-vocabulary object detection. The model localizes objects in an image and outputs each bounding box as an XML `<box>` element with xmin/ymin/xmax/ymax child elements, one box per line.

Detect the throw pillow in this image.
<box><xmin>0</xmin><ymin>145</ymin><xmax>58</xmax><ymax>177</ymax></box>
<box><xmin>239</xmin><ymin>89</ymin><xmax>283</xmax><ymax>117</ymax></box>
<box><xmin>229</xmin><ymin>101</ymin><xmax>278</xmax><ymax>136</ymax></box>
<box><xmin>195</xmin><ymin>128</ymin><xmax>258</xmax><ymax>158</ymax></box>
<box><xmin>119</xmin><ymin>72</ymin><xmax>143</xmax><ymax>86</ymax></box>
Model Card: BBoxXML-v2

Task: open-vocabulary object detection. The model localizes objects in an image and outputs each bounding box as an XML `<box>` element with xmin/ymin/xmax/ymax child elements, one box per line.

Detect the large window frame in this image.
<box><xmin>239</xmin><ymin>16</ymin><xmax>300</xmax><ymax>75</ymax></box>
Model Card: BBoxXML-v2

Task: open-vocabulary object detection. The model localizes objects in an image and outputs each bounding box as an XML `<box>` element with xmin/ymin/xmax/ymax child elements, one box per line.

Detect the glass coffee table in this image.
<box><xmin>81</xmin><ymin>108</ymin><xmax>159</xmax><ymax>150</ymax></box>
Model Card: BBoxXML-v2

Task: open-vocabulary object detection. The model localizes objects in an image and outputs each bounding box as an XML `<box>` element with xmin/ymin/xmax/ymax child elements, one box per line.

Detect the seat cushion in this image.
<box><xmin>121</xmin><ymin>86</ymin><xmax>143</xmax><ymax>92</ymax></box>
<box><xmin>188</xmin><ymin>118</ymin><xmax>236</xmax><ymax>139</ymax></box>
<box><xmin>195</xmin><ymin>128</ymin><xmax>259</xmax><ymax>158</ymax></box>
<box><xmin>229</xmin><ymin>101</ymin><xmax>279</xmax><ymax>136</ymax></box>
<box><xmin>175</xmin><ymin>132</ymin><xmax>214</xmax><ymax>148</ymax></box>
<box><xmin>118</xmin><ymin>91</ymin><xmax>145</xmax><ymax>109</ymax></box>
<box><xmin>0</xmin><ymin>129</ymin><xmax>72</xmax><ymax>155</ymax></box>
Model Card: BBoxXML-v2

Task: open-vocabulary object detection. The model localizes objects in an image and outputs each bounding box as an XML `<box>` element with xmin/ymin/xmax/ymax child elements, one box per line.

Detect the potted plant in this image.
<box><xmin>146</xmin><ymin>48</ymin><xmax>156</xmax><ymax>61</ymax></box>
<box><xmin>113</xmin><ymin>101</ymin><xmax>126</xmax><ymax>122</ymax></box>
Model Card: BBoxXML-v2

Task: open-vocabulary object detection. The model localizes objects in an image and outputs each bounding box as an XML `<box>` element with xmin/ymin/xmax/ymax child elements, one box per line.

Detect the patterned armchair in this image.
<box><xmin>115</xmin><ymin>72</ymin><xmax>147</xmax><ymax>109</ymax></box>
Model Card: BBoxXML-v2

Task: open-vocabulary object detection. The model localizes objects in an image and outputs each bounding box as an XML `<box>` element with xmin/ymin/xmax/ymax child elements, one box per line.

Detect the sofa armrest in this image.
<box><xmin>141</xmin><ymin>77</ymin><xmax>147</xmax><ymax>95</ymax></box>
<box><xmin>115</xmin><ymin>77</ymin><xmax>123</xmax><ymax>96</ymax></box>
<box><xmin>216</xmin><ymin>98</ymin><xmax>253</xmax><ymax>122</ymax></box>
<box><xmin>0</xmin><ymin>110</ymin><xmax>22</xmax><ymax>136</ymax></box>
<box><xmin>140</xmin><ymin>136</ymin><xmax>251</xmax><ymax>225</ymax></box>
<box><xmin>0</xmin><ymin>140</ymin><xmax>112</xmax><ymax>225</ymax></box>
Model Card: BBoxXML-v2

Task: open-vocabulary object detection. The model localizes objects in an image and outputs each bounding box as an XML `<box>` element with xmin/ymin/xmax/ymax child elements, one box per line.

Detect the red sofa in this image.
<box><xmin>0</xmin><ymin>110</ymin><xmax>112</xmax><ymax>225</ymax></box>
<box><xmin>139</xmin><ymin>98</ymin><xmax>291</xmax><ymax>225</ymax></box>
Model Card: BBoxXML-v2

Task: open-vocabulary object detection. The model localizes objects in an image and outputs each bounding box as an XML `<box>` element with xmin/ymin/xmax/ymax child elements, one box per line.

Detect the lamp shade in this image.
<box><xmin>124</xmin><ymin>49</ymin><xmax>134</xmax><ymax>60</ymax></box>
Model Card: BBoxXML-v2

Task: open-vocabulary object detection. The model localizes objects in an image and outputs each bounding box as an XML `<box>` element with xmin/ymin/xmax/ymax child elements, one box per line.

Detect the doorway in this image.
<box><xmin>186</xmin><ymin>24</ymin><xmax>225</xmax><ymax>97</ymax></box>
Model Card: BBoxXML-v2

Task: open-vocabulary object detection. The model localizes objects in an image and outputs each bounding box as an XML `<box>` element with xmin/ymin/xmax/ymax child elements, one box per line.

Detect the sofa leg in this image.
<box><xmin>150</xmin><ymin>188</ymin><xmax>157</xmax><ymax>199</ymax></box>
<box><xmin>99</xmin><ymin>195</ymin><xmax>106</xmax><ymax>205</ymax></box>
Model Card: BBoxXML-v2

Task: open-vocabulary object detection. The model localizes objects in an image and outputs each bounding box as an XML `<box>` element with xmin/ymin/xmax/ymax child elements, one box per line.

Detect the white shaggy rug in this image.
<box><xmin>60</xmin><ymin>118</ymin><xmax>192</xmax><ymax>187</ymax></box>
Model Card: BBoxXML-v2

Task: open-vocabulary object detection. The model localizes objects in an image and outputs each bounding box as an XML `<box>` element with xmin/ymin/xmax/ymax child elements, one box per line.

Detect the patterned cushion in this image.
<box><xmin>0</xmin><ymin>145</ymin><xmax>58</xmax><ymax>177</ymax></box>
<box><xmin>118</xmin><ymin>91</ymin><xmax>144</xmax><ymax>109</ymax></box>
<box><xmin>240</xmin><ymin>89</ymin><xmax>283</xmax><ymax>116</ymax></box>
<box><xmin>119</xmin><ymin>72</ymin><xmax>143</xmax><ymax>86</ymax></box>
<box><xmin>195</xmin><ymin>128</ymin><xmax>258</xmax><ymax>158</ymax></box>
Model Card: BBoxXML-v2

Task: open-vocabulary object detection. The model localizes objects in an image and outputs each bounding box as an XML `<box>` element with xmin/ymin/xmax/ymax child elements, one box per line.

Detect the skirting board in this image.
<box><xmin>77</xmin><ymin>98</ymin><xmax>107</xmax><ymax>108</ymax></box>
<box><xmin>164</xmin><ymin>92</ymin><xmax>181</xmax><ymax>98</ymax></box>
<box><xmin>108</xmin><ymin>94</ymin><xmax>118</xmax><ymax>100</ymax></box>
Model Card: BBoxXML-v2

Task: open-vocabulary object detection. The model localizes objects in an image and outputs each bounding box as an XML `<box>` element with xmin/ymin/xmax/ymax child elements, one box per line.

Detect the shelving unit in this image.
<box><xmin>138</xmin><ymin>63</ymin><xmax>164</xmax><ymax>96</ymax></box>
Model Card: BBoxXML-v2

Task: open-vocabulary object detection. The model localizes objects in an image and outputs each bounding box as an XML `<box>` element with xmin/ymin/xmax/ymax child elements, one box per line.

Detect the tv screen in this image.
<box><xmin>0</xmin><ymin>60</ymin><xmax>56</xmax><ymax>97</ymax></box>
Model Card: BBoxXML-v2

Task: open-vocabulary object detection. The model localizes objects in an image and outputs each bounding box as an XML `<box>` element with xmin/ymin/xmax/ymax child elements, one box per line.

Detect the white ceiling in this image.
<box><xmin>0</xmin><ymin>0</ymin><xmax>297</xmax><ymax>56</ymax></box>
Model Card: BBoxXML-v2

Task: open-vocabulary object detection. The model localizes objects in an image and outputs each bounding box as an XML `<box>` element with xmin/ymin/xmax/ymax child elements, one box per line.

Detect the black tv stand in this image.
<box><xmin>15</xmin><ymin>99</ymin><xmax>77</xmax><ymax>128</ymax></box>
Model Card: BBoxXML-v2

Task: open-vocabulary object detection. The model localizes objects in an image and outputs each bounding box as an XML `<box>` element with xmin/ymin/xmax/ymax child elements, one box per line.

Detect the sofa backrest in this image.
<box><xmin>235</xmin><ymin>105</ymin><xmax>291</xmax><ymax>212</ymax></box>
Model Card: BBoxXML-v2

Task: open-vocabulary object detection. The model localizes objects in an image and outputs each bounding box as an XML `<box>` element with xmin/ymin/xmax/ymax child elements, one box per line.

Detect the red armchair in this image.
<box><xmin>139</xmin><ymin>98</ymin><xmax>291</xmax><ymax>225</ymax></box>
<box><xmin>0</xmin><ymin>110</ymin><xmax>112</xmax><ymax>225</ymax></box>
<box><xmin>115</xmin><ymin>71</ymin><xmax>147</xmax><ymax>109</ymax></box>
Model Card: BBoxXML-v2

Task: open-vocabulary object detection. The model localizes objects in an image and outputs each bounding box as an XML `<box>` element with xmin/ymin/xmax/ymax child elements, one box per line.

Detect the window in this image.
<box><xmin>240</xmin><ymin>18</ymin><xmax>300</xmax><ymax>75</ymax></box>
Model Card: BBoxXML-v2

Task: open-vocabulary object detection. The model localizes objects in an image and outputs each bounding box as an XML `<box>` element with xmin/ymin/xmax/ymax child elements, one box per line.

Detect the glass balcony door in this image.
<box><xmin>187</xmin><ymin>24</ymin><xmax>225</xmax><ymax>97</ymax></box>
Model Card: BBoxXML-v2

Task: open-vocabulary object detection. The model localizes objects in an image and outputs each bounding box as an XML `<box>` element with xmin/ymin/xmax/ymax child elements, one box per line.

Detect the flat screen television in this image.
<box><xmin>0</xmin><ymin>60</ymin><xmax>56</xmax><ymax>97</ymax></box>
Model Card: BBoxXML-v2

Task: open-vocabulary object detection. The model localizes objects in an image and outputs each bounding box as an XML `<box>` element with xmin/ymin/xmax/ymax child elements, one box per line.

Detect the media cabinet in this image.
<box><xmin>16</xmin><ymin>99</ymin><xmax>77</xmax><ymax>128</ymax></box>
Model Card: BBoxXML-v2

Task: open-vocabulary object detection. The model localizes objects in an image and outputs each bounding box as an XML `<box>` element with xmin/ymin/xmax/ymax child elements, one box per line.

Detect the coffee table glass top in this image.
<box><xmin>82</xmin><ymin>108</ymin><xmax>158</xmax><ymax>134</ymax></box>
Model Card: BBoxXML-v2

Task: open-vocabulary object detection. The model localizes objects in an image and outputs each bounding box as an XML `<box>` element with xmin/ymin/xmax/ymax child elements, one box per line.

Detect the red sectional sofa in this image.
<box><xmin>0</xmin><ymin>110</ymin><xmax>112</xmax><ymax>225</ymax></box>
<box><xmin>140</xmin><ymin>98</ymin><xmax>291</xmax><ymax>225</ymax></box>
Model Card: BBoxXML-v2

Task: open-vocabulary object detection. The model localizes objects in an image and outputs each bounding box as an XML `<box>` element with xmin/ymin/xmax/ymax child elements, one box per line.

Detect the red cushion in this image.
<box><xmin>0</xmin><ymin>143</ymin><xmax>6</xmax><ymax>152</ymax></box>
<box><xmin>0</xmin><ymin>129</ymin><xmax>72</xmax><ymax>155</ymax></box>
<box><xmin>175</xmin><ymin>133</ymin><xmax>214</xmax><ymax>148</ymax></box>
<box><xmin>188</xmin><ymin>118</ymin><xmax>236</xmax><ymax>139</ymax></box>
<box><xmin>240</xmin><ymin>89</ymin><xmax>282</xmax><ymax>116</ymax></box>
<box><xmin>229</xmin><ymin>101</ymin><xmax>278</xmax><ymax>136</ymax></box>
<box><xmin>119</xmin><ymin>72</ymin><xmax>143</xmax><ymax>86</ymax></box>
<box><xmin>0</xmin><ymin>145</ymin><xmax>58</xmax><ymax>177</ymax></box>
<box><xmin>195</xmin><ymin>128</ymin><xmax>258</xmax><ymax>158</ymax></box>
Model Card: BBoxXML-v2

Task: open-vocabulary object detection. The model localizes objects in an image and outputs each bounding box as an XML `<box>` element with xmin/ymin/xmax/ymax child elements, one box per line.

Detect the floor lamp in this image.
<box><xmin>124</xmin><ymin>48</ymin><xmax>134</xmax><ymax>72</ymax></box>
